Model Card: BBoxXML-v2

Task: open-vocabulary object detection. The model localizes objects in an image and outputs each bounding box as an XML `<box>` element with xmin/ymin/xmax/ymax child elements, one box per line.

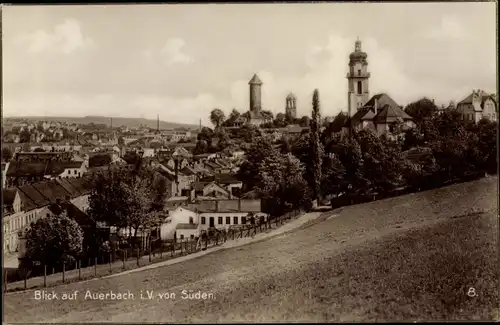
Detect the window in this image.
<box><xmin>358</xmin><ymin>69</ymin><xmax>361</xmax><ymax>76</ymax></box>
<box><xmin>74</xmin><ymin>170</ymin><xmax>77</xmax><ymax>175</ymax></box>
<box><xmin>190</xmin><ymin>234</ymin><xmax>194</xmax><ymax>239</ymax></box>
<box><xmin>233</xmin><ymin>216</ymin><xmax>238</xmax><ymax>225</ymax></box>
<box><xmin>226</xmin><ymin>216</ymin><xmax>231</xmax><ymax>224</ymax></box>
<box><xmin>201</xmin><ymin>217</ymin><xmax>206</xmax><ymax>225</ymax></box>
<box><xmin>357</xmin><ymin>81</ymin><xmax>362</xmax><ymax>94</ymax></box>
<box><xmin>218</xmin><ymin>217</ymin><xmax>223</xmax><ymax>225</ymax></box>
<box><xmin>180</xmin><ymin>234</ymin><xmax>184</xmax><ymax>239</ymax></box>
<box><xmin>46</xmin><ymin>213</ymin><xmax>49</xmax><ymax>218</ymax></box>
<box><xmin>241</xmin><ymin>216</ymin><xmax>246</xmax><ymax>224</ymax></box>
<box><xmin>189</xmin><ymin>217</ymin><xmax>194</xmax><ymax>224</ymax></box>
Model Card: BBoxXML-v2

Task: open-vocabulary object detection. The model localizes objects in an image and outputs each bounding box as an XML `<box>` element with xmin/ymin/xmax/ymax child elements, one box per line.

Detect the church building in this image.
<box><xmin>343</xmin><ymin>39</ymin><xmax>415</xmax><ymax>139</ymax></box>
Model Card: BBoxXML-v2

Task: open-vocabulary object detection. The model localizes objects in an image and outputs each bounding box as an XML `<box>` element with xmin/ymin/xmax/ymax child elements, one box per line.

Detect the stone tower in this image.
<box><xmin>347</xmin><ymin>38</ymin><xmax>370</xmax><ymax>117</ymax></box>
<box><xmin>249</xmin><ymin>74</ymin><xmax>263</xmax><ymax>114</ymax></box>
<box><xmin>285</xmin><ymin>93</ymin><xmax>297</xmax><ymax>119</ymax></box>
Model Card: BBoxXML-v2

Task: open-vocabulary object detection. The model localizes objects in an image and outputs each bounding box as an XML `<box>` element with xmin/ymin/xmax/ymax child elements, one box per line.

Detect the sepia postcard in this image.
<box><xmin>1</xmin><ymin>2</ymin><xmax>498</xmax><ymax>323</ymax></box>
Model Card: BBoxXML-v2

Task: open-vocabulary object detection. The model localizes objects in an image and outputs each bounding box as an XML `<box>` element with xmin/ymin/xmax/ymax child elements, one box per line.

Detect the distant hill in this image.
<box><xmin>4</xmin><ymin>116</ymin><xmax>200</xmax><ymax>130</ymax></box>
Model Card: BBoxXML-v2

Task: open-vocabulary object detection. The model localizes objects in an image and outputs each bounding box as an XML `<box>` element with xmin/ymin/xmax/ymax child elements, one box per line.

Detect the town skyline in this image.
<box><xmin>3</xmin><ymin>3</ymin><xmax>496</xmax><ymax>125</ymax></box>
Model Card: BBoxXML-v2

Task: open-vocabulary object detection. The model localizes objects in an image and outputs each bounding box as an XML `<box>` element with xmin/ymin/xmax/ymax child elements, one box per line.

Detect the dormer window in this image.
<box><xmin>358</xmin><ymin>69</ymin><xmax>361</xmax><ymax>76</ymax></box>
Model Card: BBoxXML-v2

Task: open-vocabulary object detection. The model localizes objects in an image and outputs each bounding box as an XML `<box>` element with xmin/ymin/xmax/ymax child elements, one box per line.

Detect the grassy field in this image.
<box><xmin>3</xmin><ymin>177</ymin><xmax>498</xmax><ymax>322</ymax></box>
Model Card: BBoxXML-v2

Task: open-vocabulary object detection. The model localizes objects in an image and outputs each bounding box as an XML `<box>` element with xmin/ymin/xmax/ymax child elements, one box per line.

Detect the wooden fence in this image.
<box><xmin>4</xmin><ymin>209</ymin><xmax>302</xmax><ymax>293</ymax></box>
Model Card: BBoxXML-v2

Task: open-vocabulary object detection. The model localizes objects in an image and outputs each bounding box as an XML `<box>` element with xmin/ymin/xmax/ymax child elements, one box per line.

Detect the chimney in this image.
<box><xmin>238</xmin><ymin>198</ymin><xmax>242</xmax><ymax>211</ymax></box>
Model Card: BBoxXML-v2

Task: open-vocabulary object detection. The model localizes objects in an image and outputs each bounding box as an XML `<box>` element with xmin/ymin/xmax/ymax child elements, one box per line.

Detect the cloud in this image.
<box><xmin>17</xmin><ymin>19</ymin><xmax>95</xmax><ymax>54</ymax></box>
<box><xmin>160</xmin><ymin>38</ymin><xmax>193</xmax><ymax>66</ymax></box>
<box><xmin>423</xmin><ymin>15</ymin><xmax>468</xmax><ymax>40</ymax></box>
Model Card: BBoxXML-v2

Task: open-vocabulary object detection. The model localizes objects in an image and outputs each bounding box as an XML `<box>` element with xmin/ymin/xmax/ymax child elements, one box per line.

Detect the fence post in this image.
<box><xmin>44</xmin><ymin>264</ymin><xmax>47</xmax><ymax>287</ymax></box>
<box><xmin>94</xmin><ymin>257</ymin><xmax>97</xmax><ymax>276</ymax></box>
<box><xmin>171</xmin><ymin>242</ymin><xmax>174</xmax><ymax>257</ymax></box>
<box><xmin>136</xmin><ymin>248</ymin><xmax>140</xmax><ymax>266</ymax></box>
<box><xmin>78</xmin><ymin>260</ymin><xmax>81</xmax><ymax>280</ymax></box>
<box><xmin>160</xmin><ymin>242</ymin><xmax>163</xmax><ymax>259</ymax></box>
<box><xmin>24</xmin><ymin>269</ymin><xmax>27</xmax><ymax>290</ymax></box>
<box><xmin>109</xmin><ymin>253</ymin><xmax>112</xmax><ymax>273</ymax></box>
<box><xmin>205</xmin><ymin>234</ymin><xmax>208</xmax><ymax>250</ymax></box>
<box><xmin>62</xmin><ymin>262</ymin><xmax>66</xmax><ymax>283</ymax></box>
<box><xmin>149</xmin><ymin>241</ymin><xmax>152</xmax><ymax>263</ymax></box>
<box><xmin>4</xmin><ymin>269</ymin><xmax>7</xmax><ymax>293</ymax></box>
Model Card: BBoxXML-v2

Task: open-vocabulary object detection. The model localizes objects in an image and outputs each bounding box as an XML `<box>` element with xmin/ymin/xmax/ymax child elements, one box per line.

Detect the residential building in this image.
<box><xmin>456</xmin><ymin>89</ymin><xmax>497</xmax><ymax>123</ymax></box>
<box><xmin>2</xmin><ymin>177</ymin><xmax>93</xmax><ymax>255</ymax></box>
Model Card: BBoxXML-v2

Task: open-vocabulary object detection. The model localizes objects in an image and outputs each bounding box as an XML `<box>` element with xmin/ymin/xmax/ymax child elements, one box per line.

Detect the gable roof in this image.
<box><xmin>2</xmin><ymin>188</ymin><xmax>18</xmax><ymax>206</ymax></box>
<box><xmin>17</xmin><ymin>184</ymin><xmax>51</xmax><ymax>210</ymax></box>
<box><xmin>31</xmin><ymin>180</ymin><xmax>71</xmax><ymax>203</ymax></box>
<box><xmin>458</xmin><ymin>90</ymin><xmax>493</xmax><ymax>105</ymax></box>
<box><xmin>372</xmin><ymin>104</ymin><xmax>413</xmax><ymax>124</ymax></box>
<box><xmin>363</xmin><ymin>93</ymin><xmax>399</xmax><ymax>110</ymax></box>
<box><xmin>55</xmin><ymin>178</ymin><xmax>81</xmax><ymax>198</ymax></box>
<box><xmin>6</xmin><ymin>161</ymin><xmax>47</xmax><ymax>177</ymax></box>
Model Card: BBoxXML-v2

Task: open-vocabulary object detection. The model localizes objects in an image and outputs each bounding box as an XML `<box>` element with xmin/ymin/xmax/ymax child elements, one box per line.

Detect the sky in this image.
<box><xmin>2</xmin><ymin>3</ymin><xmax>497</xmax><ymax>126</ymax></box>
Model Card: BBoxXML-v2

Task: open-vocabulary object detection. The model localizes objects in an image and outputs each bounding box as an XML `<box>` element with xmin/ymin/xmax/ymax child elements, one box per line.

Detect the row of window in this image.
<box><xmin>200</xmin><ymin>216</ymin><xmax>247</xmax><ymax>226</ymax></box>
<box><xmin>6</xmin><ymin>212</ymin><xmax>36</xmax><ymax>233</ymax></box>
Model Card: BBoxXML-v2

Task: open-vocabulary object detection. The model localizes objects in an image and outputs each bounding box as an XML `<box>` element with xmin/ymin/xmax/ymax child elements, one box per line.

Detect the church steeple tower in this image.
<box><xmin>347</xmin><ymin>38</ymin><xmax>370</xmax><ymax>117</ymax></box>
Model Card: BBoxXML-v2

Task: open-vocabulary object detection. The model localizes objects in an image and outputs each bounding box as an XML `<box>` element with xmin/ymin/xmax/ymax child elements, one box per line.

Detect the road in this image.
<box><xmin>3</xmin><ymin>177</ymin><xmax>498</xmax><ymax>322</ymax></box>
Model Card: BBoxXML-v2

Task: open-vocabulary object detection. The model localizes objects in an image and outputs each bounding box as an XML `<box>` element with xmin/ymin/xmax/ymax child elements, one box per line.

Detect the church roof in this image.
<box><xmin>249</xmin><ymin>74</ymin><xmax>263</xmax><ymax>85</ymax></box>
<box><xmin>372</xmin><ymin>104</ymin><xmax>413</xmax><ymax>124</ymax></box>
<box><xmin>363</xmin><ymin>93</ymin><xmax>400</xmax><ymax>110</ymax></box>
<box><xmin>344</xmin><ymin>93</ymin><xmax>412</xmax><ymax>127</ymax></box>
<box><xmin>286</xmin><ymin>93</ymin><xmax>296</xmax><ymax>100</ymax></box>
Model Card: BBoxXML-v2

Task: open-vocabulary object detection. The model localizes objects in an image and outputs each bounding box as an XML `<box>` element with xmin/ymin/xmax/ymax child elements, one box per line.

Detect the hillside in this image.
<box><xmin>3</xmin><ymin>177</ymin><xmax>498</xmax><ymax>322</ymax></box>
<box><xmin>4</xmin><ymin>116</ymin><xmax>199</xmax><ymax>130</ymax></box>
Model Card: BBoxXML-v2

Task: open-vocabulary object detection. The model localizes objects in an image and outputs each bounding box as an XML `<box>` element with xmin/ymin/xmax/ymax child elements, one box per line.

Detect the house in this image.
<box><xmin>5</xmin><ymin>160</ymin><xmax>87</xmax><ymax>187</ymax></box>
<box><xmin>160</xmin><ymin>206</ymin><xmax>199</xmax><ymax>241</ymax></box>
<box><xmin>193</xmin><ymin>199</ymin><xmax>267</xmax><ymax>231</ymax></box>
<box><xmin>2</xmin><ymin>177</ymin><xmax>93</xmax><ymax>255</ymax></box>
<box><xmin>200</xmin><ymin>173</ymin><xmax>243</xmax><ymax>198</ymax></box>
<box><xmin>343</xmin><ymin>93</ymin><xmax>415</xmax><ymax>140</ymax></box>
<box><xmin>456</xmin><ymin>89</ymin><xmax>497</xmax><ymax>123</ymax></box>
<box><xmin>193</xmin><ymin>181</ymin><xmax>231</xmax><ymax>199</ymax></box>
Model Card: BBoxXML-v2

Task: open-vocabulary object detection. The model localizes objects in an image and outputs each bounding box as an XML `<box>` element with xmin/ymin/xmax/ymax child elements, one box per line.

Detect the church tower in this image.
<box><xmin>347</xmin><ymin>38</ymin><xmax>370</xmax><ymax>117</ymax></box>
<box><xmin>285</xmin><ymin>93</ymin><xmax>297</xmax><ymax>119</ymax></box>
<box><xmin>249</xmin><ymin>74</ymin><xmax>263</xmax><ymax>114</ymax></box>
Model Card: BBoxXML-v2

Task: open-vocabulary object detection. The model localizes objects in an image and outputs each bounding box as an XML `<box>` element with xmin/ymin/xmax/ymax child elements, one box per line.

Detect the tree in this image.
<box><xmin>335</xmin><ymin>137</ymin><xmax>370</xmax><ymax>196</ymax></box>
<box><xmin>223</xmin><ymin>108</ymin><xmax>241</xmax><ymax>126</ymax></box>
<box><xmin>404</xmin><ymin>97</ymin><xmax>438</xmax><ymax>126</ymax></box>
<box><xmin>24</xmin><ymin>212</ymin><xmax>84</xmax><ymax>269</ymax></box>
<box><xmin>89</xmin><ymin>153</ymin><xmax>112</xmax><ymax>167</ymax></box>
<box><xmin>310</xmin><ymin>89</ymin><xmax>323</xmax><ymax>202</ymax></box>
<box><xmin>274</xmin><ymin>113</ymin><xmax>287</xmax><ymax>127</ymax></box>
<box><xmin>210</xmin><ymin>108</ymin><xmax>226</xmax><ymax>130</ymax></box>
<box><xmin>299</xmin><ymin>116</ymin><xmax>311</xmax><ymax>127</ymax></box>
<box><xmin>1</xmin><ymin>147</ymin><xmax>13</xmax><ymax>161</ymax></box>
<box><xmin>255</xmin><ymin>151</ymin><xmax>312</xmax><ymax>214</ymax></box>
<box><xmin>261</xmin><ymin>110</ymin><xmax>274</xmax><ymax>123</ymax></box>
<box><xmin>236</xmin><ymin>124</ymin><xmax>262</xmax><ymax>143</ymax></box>
<box><xmin>87</xmin><ymin>170</ymin><xmax>132</xmax><ymax>229</ymax></box>
<box><xmin>123</xmin><ymin>151</ymin><xmax>142</xmax><ymax>167</ymax></box>
<box><xmin>19</xmin><ymin>130</ymin><xmax>31</xmax><ymax>143</ymax></box>
<box><xmin>321</xmin><ymin>153</ymin><xmax>346</xmax><ymax>197</ymax></box>
<box><xmin>238</xmin><ymin>135</ymin><xmax>275</xmax><ymax>192</ymax></box>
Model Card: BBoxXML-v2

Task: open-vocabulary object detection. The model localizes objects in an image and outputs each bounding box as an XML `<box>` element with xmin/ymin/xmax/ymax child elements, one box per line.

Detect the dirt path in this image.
<box><xmin>3</xmin><ymin>178</ymin><xmax>497</xmax><ymax>323</ymax></box>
